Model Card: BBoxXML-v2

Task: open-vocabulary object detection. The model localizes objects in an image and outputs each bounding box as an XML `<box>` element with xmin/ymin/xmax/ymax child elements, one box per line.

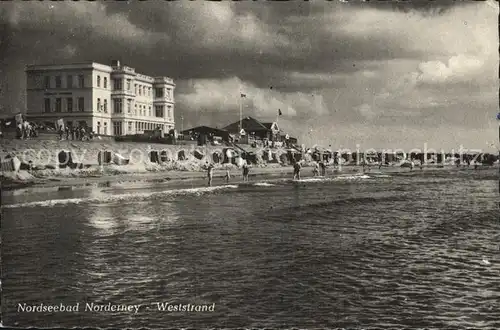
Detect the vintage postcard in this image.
<box><xmin>1</xmin><ymin>0</ymin><xmax>499</xmax><ymax>329</ymax></box>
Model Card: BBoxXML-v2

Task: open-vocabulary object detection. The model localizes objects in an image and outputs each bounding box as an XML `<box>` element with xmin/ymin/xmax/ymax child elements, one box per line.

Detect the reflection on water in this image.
<box><xmin>88</xmin><ymin>203</ymin><xmax>117</xmax><ymax>236</ymax></box>
<box><xmin>2</xmin><ymin>169</ymin><xmax>499</xmax><ymax>329</ymax></box>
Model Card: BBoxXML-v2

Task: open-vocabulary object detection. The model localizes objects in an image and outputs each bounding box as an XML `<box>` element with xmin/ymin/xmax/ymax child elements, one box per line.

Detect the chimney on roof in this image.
<box><xmin>111</xmin><ymin>60</ymin><xmax>121</xmax><ymax>67</ymax></box>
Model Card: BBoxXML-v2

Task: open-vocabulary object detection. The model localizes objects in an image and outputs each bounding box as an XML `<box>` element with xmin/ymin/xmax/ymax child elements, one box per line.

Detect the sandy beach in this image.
<box><xmin>1</xmin><ymin>138</ymin><xmax>497</xmax><ymax>193</ymax></box>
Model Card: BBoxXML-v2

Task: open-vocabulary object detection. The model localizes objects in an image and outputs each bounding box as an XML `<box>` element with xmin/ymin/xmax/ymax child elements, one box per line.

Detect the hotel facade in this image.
<box><xmin>25</xmin><ymin>60</ymin><xmax>175</xmax><ymax>136</ymax></box>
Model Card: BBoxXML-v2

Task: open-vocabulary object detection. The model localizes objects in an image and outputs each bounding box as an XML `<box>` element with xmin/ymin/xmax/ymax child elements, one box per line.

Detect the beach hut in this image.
<box><xmin>149</xmin><ymin>151</ymin><xmax>160</xmax><ymax>163</ymax></box>
<box><xmin>112</xmin><ymin>152</ymin><xmax>129</xmax><ymax>165</ymax></box>
<box><xmin>98</xmin><ymin>151</ymin><xmax>113</xmax><ymax>165</ymax></box>
<box><xmin>212</xmin><ymin>151</ymin><xmax>223</xmax><ymax>164</ymax></box>
<box><xmin>0</xmin><ymin>155</ymin><xmax>21</xmax><ymax>172</ymax></box>
<box><xmin>58</xmin><ymin>150</ymin><xmax>73</xmax><ymax>169</ymax></box>
<box><xmin>234</xmin><ymin>156</ymin><xmax>245</xmax><ymax>167</ymax></box>
<box><xmin>193</xmin><ymin>150</ymin><xmax>204</xmax><ymax>160</ymax></box>
<box><xmin>160</xmin><ymin>151</ymin><xmax>169</xmax><ymax>163</ymax></box>
<box><xmin>222</xmin><ymin>148</ymin><xmax>238</xmax><ymax>164</ymax></box>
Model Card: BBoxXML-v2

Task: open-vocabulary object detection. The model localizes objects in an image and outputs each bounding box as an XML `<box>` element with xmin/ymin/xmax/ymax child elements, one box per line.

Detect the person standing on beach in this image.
<box><xmin>293</xmin><ymin>161</ymin><xmax>302</xmax><ymax>180</ymax></box>
<box><xmin>207</xmin><ymin>163</ymin><xmax>214</xmax><ymax>186</ymax></box>
<box><xmin>313</xmin><ymin>162</ymin><xmax>320</xmax><ymax>177</ymax></box>
<box><xmin>319</xmin><ymin>160</ymin><xmax>326</xmax><ymax>176</ymax></box>
<box><xmin>242</xmin><ymin>162</ymin><xmax>250</xmax><ymax>182</ymax></box>
<box><xmin>58</xmin><ymin>125</ymin><xmax>64</xmax><ymax>140</ymax></box>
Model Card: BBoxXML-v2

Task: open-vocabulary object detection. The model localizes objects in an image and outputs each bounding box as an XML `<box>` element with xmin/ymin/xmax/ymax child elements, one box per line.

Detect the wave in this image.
<box><xmin>250</xmin><ymin>182</ymin><xmax>276</xmax><ymax>187</ymax></box>
<box><xmin>3</xmin><ymin>185</ymin><xmax>239</xmax><ymax>209</ymax></box>
<box><xmin>278</xmin><ymin>174</ymin><xmax>372</xmax><ymax>183</ymax></box>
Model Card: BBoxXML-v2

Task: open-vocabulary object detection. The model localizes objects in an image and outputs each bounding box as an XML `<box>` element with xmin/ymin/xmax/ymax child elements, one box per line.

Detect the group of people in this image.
<box><xmin>58</xmin><ymin>125</ymin><xmax>94</xmax><ymax>141</ymax></box>
<box><xmin>16</xmin><ymin>121</ymin><xmax>39</xmax><ymax>139</ymax></box>
<box><xmin>206</xmin><ymin>162</ymin><xmax>250</xmax><ymax>186</ymax></box>
<box><xmin>312</xmin><ymin>161</ymin><xmax>327</xmax><ymax>177</ymax></box>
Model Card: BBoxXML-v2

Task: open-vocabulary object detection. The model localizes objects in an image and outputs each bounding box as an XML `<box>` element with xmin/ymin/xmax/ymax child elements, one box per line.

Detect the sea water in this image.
<box><xmin>2</xmin><ymin>169</ymin><xmax>499</xmax><ymax>328</ymax></box>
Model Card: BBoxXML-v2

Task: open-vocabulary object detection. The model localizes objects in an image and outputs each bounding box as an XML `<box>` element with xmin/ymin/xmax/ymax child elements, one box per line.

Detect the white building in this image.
<box><xmin>25</xmin><ymin>60</ymin><xmax>175</xmax><ymax>136</ymax></box>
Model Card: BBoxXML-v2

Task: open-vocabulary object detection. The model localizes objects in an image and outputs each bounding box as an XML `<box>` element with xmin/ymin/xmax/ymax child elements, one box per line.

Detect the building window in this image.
<box><xmin>55</xmin><ymin>76</ymin><xmax>62</xmax><ymax>88</ymax></box>
<box><xmin>113</xmin><ymin>99</ymin><xmax>122</xmax><ymax>114</ymax></box>
<box><xmin>55</xmin><ymin>98</ymin><xmax>62</xmax><ymax>112</ymax></box>
<box><xmin>97</xmin><ymin>121</ymin><xmax>101</xmax><ymax>134</ymax></box>
<box><xmin>78</xmin><ymin>75</ymin><xmax>85</xmax><ymax>88</ymax></box>
<box><xmin>44</xmin><ymin>76</ymin><xmax>51</xmax><ymax>89</ymax></box>
<box><xmin>167</xmin><ymin>105</ymin><xmax>172</xmax><ymax>119</ymax></box>
<box><xmin>44</xmin><ymin>98</ymin><xmax>51</xmax><ymax>113</ymax></box>
<box><xmin>155</xmin><ymin>88</ymin><xmax>164</xmax><ymax>98</ymax></box>
<box><xmin>127</xmin><ymin>99</ymin><xmax>132</xmax><ymax>114</ymax></box>
<box><xmin>138</xmin><ymin>85</ymin><xmax>142</xmax><ymax>96</ymax></box>
<box><xmin>67</xmin><ymin>98</ymin><xmax>73</xmax><ymax>112</ymax></box>
<box><xmin>128</xmin><ymin>121</ymin><xmax>132</xmax><ymax>133</ymax></box>
<box><xmin>113</xmin><ymin>121</ymin><xmax>122</xmax><ymax>136</ymax></box>
<box><xmin>78</xmin><ymin>97</ymin><xmax>84</xmax><ymax>111</ymax></box>
<box><xmin>97</xmin><ymin>75</ymin><xmax>101</xmax><ymax>87</ymax></box>
<box><xmin>113</xmin><ymin>79</ymin><xmax>122</xmax><ymax>90</ymax></box>
<box><xmin>97</xmin><ymin>98</ymin><xmax>101</xmax><ymax>112</ymax></box>
<box><xmin>104</xmin><ymin>122</ymin><xmax>108</xmax><ymax>135</ymax></box>
<box><xmin>126</xmin><ymin>79</ymin><xmax>131</xmax><ymax>91</ymax></box>
<box><xmin>67</xmin><ymin>75</ymin><xmax>73</xmax><ymax>88</ymax></box>
<box><xmin>148</xmin><ymin>87</ymin><xmax>151</xmax><ymax>97</ymax></box>
<box><xmin>104</xmin><ymin>99</ymin><xmax>108</xmax><ymax>113</ymax></box>
<box><xmin>134</xmin><ymin>84</ymin><xmax>137</xmax><ymax>94</ymax></box>
<box><xmin>104</xmin><ymin>77</ymin><xmax>108</xmax><ymax>89</ymax></box>
<box><xmin>149</xmin><ymin>106</ymin><xmax>151</xmax><ymax>117</ymax></box>
<box><xmin>155</xmin><ymin>105</ymin><xmax>164</xmax><ymax>118</ymax></box>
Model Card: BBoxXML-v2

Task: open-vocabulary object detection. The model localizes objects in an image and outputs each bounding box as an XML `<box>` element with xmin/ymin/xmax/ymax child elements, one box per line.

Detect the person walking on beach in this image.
<box><xmin>242</xmin><ymin>162</ymin><xmax>250</xmax><ymax>182</ymax></box>
<box><xmin>293</xmin><ymin>161</ymin><xmax>302</xmax><ymax>180</ymax></box>
<box><xmin>207</xmin><ymin>163</ymin><xmax>214</xmax><ymax>186</ymax></box>
<box><xmin>224</xmin><ymin>167</ymin><xmax>231</xmax><ymax>183</ymax></box>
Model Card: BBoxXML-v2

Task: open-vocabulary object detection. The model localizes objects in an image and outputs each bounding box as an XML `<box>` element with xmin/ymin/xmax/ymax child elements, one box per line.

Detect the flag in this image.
<box><xmin>278</xmin><ymin>109</ymin><xmax>282</xmax><ymax>116</ymax></box>
<box><xmin>240</xmin><ymin>93</ymin><xmax>246</xmax><ymax>98</ymax></box>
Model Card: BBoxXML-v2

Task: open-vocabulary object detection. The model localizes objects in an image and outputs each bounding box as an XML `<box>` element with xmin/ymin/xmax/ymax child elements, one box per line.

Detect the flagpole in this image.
<box><xmin>239</xmin><ymin>93</ymin><xmax>242</xmax><ymax>134</ymax></box>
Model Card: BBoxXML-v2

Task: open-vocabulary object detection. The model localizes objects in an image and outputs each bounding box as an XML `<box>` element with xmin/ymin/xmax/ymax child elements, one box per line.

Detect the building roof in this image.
<box><xmin>25</xmin><ymin>62</ymin><xmax>174</xmax><ymax>85</ymax></box>
<box><xmin>181</xmin><ymin>126</ymin><xmax>229</xmax><ymax>136</ymax></box>
<box><xmin>223</xmin><ymin>116</ymin><xmax>270</xmax><ymax>133</ymax></box>
<box><xmin>262</xmin><ymin>122</ymin><xmax>273</xmax><ymax>129</ymax></box>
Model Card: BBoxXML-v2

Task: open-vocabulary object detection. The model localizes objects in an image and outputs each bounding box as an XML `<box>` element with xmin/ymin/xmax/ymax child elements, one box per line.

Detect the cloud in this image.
<box><xmin>4</xmin><ymin>2</ymin><xmax>168</xmax><ymax>47</ymax></box>
<box><xmin>417</xmin><ymin>55</ymin><xmax>485</xmax><ymax>85</ymax></box>
<box><xmin>176</xmin><ymin>77</ymin><xmax>330</xmax><ymax>125</ymax></box>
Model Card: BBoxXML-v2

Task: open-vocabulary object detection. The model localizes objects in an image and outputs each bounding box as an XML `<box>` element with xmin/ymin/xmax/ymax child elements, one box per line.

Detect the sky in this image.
<box><xmin>0</xmin><ymin>0</ymin><xmax>498</xmax><ymax>151</ymax></box>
